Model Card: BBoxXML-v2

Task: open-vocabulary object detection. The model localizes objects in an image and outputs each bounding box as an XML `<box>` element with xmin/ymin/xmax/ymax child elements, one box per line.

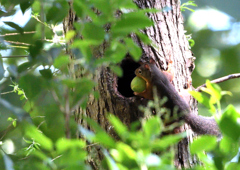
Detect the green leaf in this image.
<box><xmin>20</xmin><ymin>1</ymin><xmax>33</xmax><ymax>14</ymax></box>
<box><xmin>219</xmin><ymin>105</ymin><xmax>240</xmax><ymax>141</ymax></box>
<box><xmin>90</xmin><ymin>0</ymin><xmax>112</xmax><ymax>15</ymax></box>
<box><xmin>190</xmin><ymin>136</ymin><xmax>217</xmax><ymax>154</ymax></box>
<box><xmin>65</xmin><ymin>30</ymin><xmax>76</xmax><ymax>42</ymax></box>
<box><xmin>220</xmin><ymin>136</ymin><xmax>238</xmax><ymax>157</ymax></box>
<box><xmin>226</xmin><ymin>163</ymin><xmax>240</xmax><ymax>170</ymax></box>
<box><xmin>46</xmin><ymin>0</ymin><xmax>69</xmax><ymax>24</ymax></box>
<box><xmin>152</xmin><ymin>133</ymin><xmax>186</xmax><ymax>150</ymax></box>
<box><xmin>12</xmin><ymin>120</ymin><xmax>17</xmax><ymax>127</ymax></box>
<box><xmin>202</xmin><ymin>80</ymin><xmax>222</xmax><ymax>104</ymax></box>
<box><xmin>39</xmin><ymin>69</ymin><xmax>53</xmax><ymax>79</ymax></box>
<box><xmin>108</xmin><ymin>114</ymin><xmax>128</xmax><ymax>140</ymax></box>
<box><xmin>189</xmin><ymin>90</ymin><xmax>215</xmax><ymax>113</ymax></box>
<box><xmin>73</xmin><ymin>0</ymin><xmax>85</xmax><ymax>18</ymax></box>
<box><xmin>143</xmin><ymin>116</ymin><xmax>161</xmax><ymax>140</ymax></box>
<box><xmin>112</xmin><ymin>11</ymin><xmax>153</xmax><ymax>37</ymax></box>
<box><xmin>17</xmin><ymin>61</ymin><xmax>35</xmax><ymax>73</ymax></box>
<box><xmin>29</xmin><ymin>40</ymin><xmax>43</xmax><ymax>59</ymax></box>
<box><xmin>23</xmin><ymin>123</ymin><xmax>53</xmax><ymax>151</ymax></box>
<box><xmin>107</xmin><ymin>41</ymin><xmax>127</xmax><ymax>63</ymax></box>
<box><xmin>53</xmin><ymin>55</ymin><xmax>70</xmax><ymax>69</ymax></box>
<box><xmin>55</xmin><ymin>138</ymin><xmax>87</xmax><ymax>167</ymax></box>
<box><xmin>19</xmin><ymin>74</ymin><xmax>43</xmax><ymax>100</ymax></box>
<box><xmin>56</xmin><ymin>138</ymin><xmax>86</xmax><ymax>153</ymax></box>
<box><xmin>110</xmin><ymin>65</ymin><xmax>123</xmax><ymax>77</ymax></box>
<box><xmin>7</xmin><ymin>117</ymin><xmax>13</xmax><ymax>122</ymax></box>
<box><xmin>82</xmin><ymin>23</ymin><xmax>105</xmax><ymax>42</ymax></box>
<box><xmin>111</xmin><ymin>143</ymin><xmax>137</xmax><ymax>167</ymax></box>
<box><xmin>135</xmin><ymin>31</ymin><xmax>152</xmax><ymax>45</ymax></box>
<box><xmin>124</xmin><ymin>38</ymin><xmax>142</xmax><ymax>61</ymax></box>
<box><xmin>85</xmin><ymin>117</ymin><xmax>116</xmax><ymax>148</ymax></box>
<box><xmin>4</xmin><ymin>21</ymin><xmax>24</xmax><ymax>34</ymax></box>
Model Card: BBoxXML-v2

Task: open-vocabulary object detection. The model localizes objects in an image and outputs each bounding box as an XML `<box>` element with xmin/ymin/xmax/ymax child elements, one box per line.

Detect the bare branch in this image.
<box><xmin>196</xmin><ymin>73</ymin><xmax>240</xmax><ymax>91</ymax></box>
<box><xmin>1</xmin><ymin>90</ymin><xmax>14</xmax><ymax>95</ymax></box>
<box><xmin>0</xmin><ymin>31</ymin><xmax>36</xmax><ymax>37</ymax></box>
<box><xmin>4</xmin><ymin>40</ymin><xmax>31</xmax><ymax>46</ymax></box>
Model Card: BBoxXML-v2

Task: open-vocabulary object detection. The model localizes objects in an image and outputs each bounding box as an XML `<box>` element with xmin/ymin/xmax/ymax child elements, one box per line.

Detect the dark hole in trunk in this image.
<box><xmin>117</xmin><ymin>59</ymin><xmax>140</xmax><ymax>97</ymax></box>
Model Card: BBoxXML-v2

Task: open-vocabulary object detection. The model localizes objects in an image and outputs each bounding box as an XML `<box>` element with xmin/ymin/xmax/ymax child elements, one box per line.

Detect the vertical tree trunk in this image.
<box><xmin>64</xmin><ymin>0</ymin><xmax>198</xmax><ymax>169</ymax></box>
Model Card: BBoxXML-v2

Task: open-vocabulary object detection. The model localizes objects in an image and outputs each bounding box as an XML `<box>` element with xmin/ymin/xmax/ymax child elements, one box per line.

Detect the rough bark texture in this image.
<box><xmin>64</xmin><ymin>0</ymin><xmax>199</xmax><ymax>169</ymax></box>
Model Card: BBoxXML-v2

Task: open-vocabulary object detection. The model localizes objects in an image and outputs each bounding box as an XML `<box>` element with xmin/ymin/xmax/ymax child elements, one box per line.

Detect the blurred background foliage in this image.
<box><xmin>181</xmin><ymin>0</ymin><xmax>240</xmax><ymax>114</ymax></box>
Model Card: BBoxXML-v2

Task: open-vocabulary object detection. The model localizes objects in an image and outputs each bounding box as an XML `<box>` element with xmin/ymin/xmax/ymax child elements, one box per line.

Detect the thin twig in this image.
<box><xmin>0</xmin><ymin>124</ymin><xmax>14</xmax><ymax>140</ymax></box>
<box><xmin>1</xmin><ymin>91</ymin><xmax>14</xmax><ymax>95</ymax></box>
<box><xmin>65</xmin><ymin>88</ymin><xmax>71</xmax><ymax>139</ymax></box>
<box><xmin>0</xmin><ymin>31</ymin><xmax>36</xmax><ymax>37</ymax></box>
<box><xmin>51</xmin><ymin>155</ymin><xmax>62</xmax><ymax>162</ymax></box>
<box><xmin>1</xmin><ymin>55</ymin><xmax>28</xmax><ymax>58</ymax></box>
<box><xmin>4</xmin><ymin>40</ymin><xmax>31</xmax><ymax>46</ymax></box>
<box><xmin>87</xmin><ymin>142</ymin><xmax>100</xmax><ymax>147</ymax></box>
<box><xmin>196</xmin><ymin>73</ymin><xmax>240</xmax><ymax>91</ymax></box>
<box><xmin>7</xmin><ymin>45</ymin><xmax>28</xmax><ymax>49</ymax></box>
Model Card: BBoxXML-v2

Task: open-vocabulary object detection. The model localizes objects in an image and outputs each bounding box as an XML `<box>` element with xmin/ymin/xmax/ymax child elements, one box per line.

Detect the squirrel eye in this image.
<box><xmin>138</xmin><ymin>69</ymin><xmax>142</xmax><ymax>74</ymax></box>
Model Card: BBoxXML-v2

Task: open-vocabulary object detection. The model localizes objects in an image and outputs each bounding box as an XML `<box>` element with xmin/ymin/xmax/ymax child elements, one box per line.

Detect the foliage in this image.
<box><xmin>189</xmin><ymin>81</ymin><xmax>240</xmax><ymax>170</ymax></box>
<box><xmin>0</xmin><ymin>0</ymin><xmax>153</xmax><ymax>169</ymax></box>
<box><xmin>0</xmin><ymin>0</ymin><xmax>240</xmax><ymax>170</ymax></box>
<box><xmin>180</xmin><ymin>1</ymin><xmax>197</xmax><ymax>12</ymax></box>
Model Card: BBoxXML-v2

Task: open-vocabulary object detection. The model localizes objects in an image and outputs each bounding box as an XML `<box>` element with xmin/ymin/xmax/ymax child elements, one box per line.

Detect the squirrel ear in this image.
<box><xmin>144</xmin><ymin>63</ymin><xmax>150</xmax><ymax>70</ymax></box>
<box><xmin>149</xmin><ymin>58</ymin><xmax>155</xmax><ymax>64</ymax></box>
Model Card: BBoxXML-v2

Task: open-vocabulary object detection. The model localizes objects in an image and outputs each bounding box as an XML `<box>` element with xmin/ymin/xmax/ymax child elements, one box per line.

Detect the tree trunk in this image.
<box><xmin>64</xmin><ymin>0</ymin><xmax>198</xmax><ymax>169</ymax></box>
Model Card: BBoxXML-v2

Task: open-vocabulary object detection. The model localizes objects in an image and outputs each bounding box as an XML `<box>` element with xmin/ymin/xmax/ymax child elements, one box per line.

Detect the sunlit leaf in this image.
<box><xmin>219</xmin><ymin>105</ymin><xmax>240</xmax><ymax>141</ymax></box>
<box><xmin>65</xmin><ymin>30</ymin><xmax>76</xmax><ymax>42</ymax></box>
<box><xmin>143</xmin><ymin>116</ymin><xmax>161</xmax><ymax>140</ymax></box>
<box><xmin>23</xmin><ymin>123</ymin><xmax>53</xmax><ymax>151</ymax></box>
<box><xmin>56</xmin><ymin>138</ymin><xmax>86</xmax><ymax>153</ymax></box>
<box><xmin>190</xmin><ymin>136</ymin><xmax>217</xmax><ymax>154</ymax></box>
<box><xmin>189</xmin><ymin>90</ymin><xmax>215</xmax><ymax>113</ymax></box>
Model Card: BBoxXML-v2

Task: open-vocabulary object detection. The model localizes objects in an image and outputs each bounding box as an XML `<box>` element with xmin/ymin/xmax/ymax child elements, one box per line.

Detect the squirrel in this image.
<box><xmin>134</xmin><ymin>59</ymin><xmax>220</xmax><ymax>136</ymax></box>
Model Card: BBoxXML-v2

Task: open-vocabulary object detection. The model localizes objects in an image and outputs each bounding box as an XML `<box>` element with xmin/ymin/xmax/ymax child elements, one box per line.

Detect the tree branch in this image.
<box><xmin>4</xmin><ymin>40</ymin><xmax>31</xmax><ymax>46</ymax></box>
<box><xmin>0</xmin><ymin>31</ymin><xmax>36</xmax><ymax>37</ymax></box>
<box><xmin>196</xmin><ymin>73</ymin><xmax>240</xmax><ymax>91</ymax></box>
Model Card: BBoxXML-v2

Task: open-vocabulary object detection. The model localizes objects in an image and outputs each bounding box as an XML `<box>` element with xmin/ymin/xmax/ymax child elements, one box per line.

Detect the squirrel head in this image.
<box><xmin>135</xmin><ymin>60</ymin><xmax>154</xmax><ymax>82</ymax></box>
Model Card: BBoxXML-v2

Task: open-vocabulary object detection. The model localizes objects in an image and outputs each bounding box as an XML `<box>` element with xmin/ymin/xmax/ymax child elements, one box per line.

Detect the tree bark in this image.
<box><xmin>64</xmin><ymin>0</ymin><xmax>199</xmax><ymax>169</ymax></box>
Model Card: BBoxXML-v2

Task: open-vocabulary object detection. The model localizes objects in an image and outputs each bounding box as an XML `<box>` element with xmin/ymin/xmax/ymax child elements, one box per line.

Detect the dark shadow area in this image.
<box><xmin>117</xmin><ymin>59</ymin><xmax>140</xmax><ymax>97</ymax></box>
